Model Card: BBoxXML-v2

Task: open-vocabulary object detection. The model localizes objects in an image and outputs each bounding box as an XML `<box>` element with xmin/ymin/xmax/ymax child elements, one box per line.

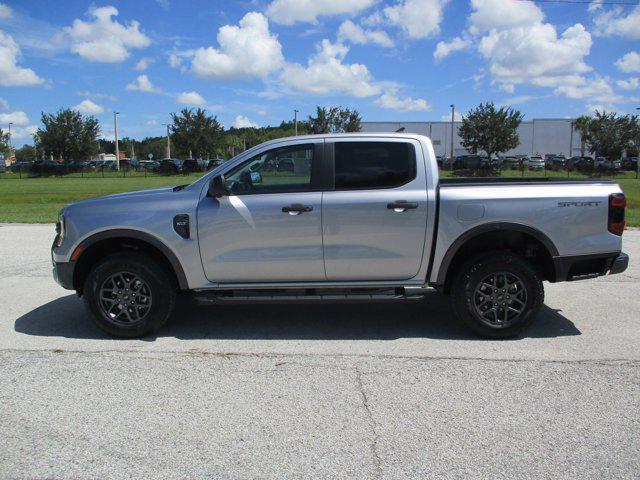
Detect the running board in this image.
<box><xmin>193</xmin><ymin>287</ymin><xmax>429</xmax><ymax>305</ymax></box>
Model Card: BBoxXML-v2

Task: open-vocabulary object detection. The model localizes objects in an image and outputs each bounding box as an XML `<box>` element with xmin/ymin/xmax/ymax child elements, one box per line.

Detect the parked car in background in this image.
<box><xmin>621</xmin><ymin>157</ymin><xmax>637</xmax><ymax>171</ymax></box>
<box><xmin>139</xmin><ymin>160</ymin><xmax>160</xmax><ymax>172</ymax></box>
<box><xmin>116</xmin><ymin>159</ymin><xmax>140</xmax><ymax>171</ymax></box>
<box><xmin>501</xmin><ymin>156</ymin><xmax>521</xmax><ymax>169</ymax></box>
<box><xmin>569</xmin><ymin>156</ymin><xmax>594</xmax><ymax>172</ymax></box>
<box><xmin>32</xmin><ymin>160</ymin><xmax>64</xmax><ymax>175</ymax></box>
<box><xmin>523</xmin><ymin>156</ymin><xmax>545</xmax><ymax>170</ymax></box>
<box><xmin>0</xmin><ymin>157</ymin><xmax>6</xmax><ymax>173</ymax></box>
<box><xmin>545</xmin><ymin>154</ymin><xmax>567</xmax><ymax>170</ymax></box>
<box><xmin>158</xmin><ymin>158</ymin><xmax>183</xmax><ymax>174</ymax></box>
<box><xmin>595</xmin><ymin>157</ymin><xmax>621</xmax><ymax>171</ymax></box>
<box><xmin>11</xmin><ymin>161</ymin><xmax>33</xmax><ymax>173</ymax></box>
<box><xmin>206</xmin><ymin>158</ymin><xmax>224</xmax><ymax>170</ymax></box>
<box><xmin>182</xmin><ymin>159</ymin><xmax>207</xmax><ymax>173</ymax></box>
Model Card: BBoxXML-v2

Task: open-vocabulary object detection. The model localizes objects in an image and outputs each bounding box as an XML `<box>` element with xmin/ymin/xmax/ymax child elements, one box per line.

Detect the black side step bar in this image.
<box><xmin>193</xmin><ymin>287</ymin><xmax>429</xmax><ymax>305</ymax></box>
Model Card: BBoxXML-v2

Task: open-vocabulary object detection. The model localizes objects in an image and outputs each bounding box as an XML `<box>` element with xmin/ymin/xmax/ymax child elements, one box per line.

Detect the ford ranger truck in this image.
<box><xmin>52</xmin><ymin>134</ymin><xmax>629</xmax><ymax>338</ymax></box>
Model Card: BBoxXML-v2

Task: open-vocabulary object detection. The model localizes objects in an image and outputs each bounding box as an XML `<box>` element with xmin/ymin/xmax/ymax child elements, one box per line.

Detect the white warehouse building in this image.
<box><xmin>361</xmin><ymin>119</ymin><xmax>583</xmax><ymax>158</ymax></box>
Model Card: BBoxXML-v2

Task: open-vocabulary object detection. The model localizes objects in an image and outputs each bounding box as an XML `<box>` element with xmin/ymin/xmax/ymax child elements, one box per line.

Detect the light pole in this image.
<box><xmin>162</xmin><ymin>123</ymin><xmax>171</xmax><ymax>158</ymax></box>
<box><xmin>113</xmin><ymin>112</ymin><xmax>120</xmax><ymax>171</ymax></box>
<box><xmin>7</xmin><ymin>122</ymin><xmax>12</xmax><ymax>165</ymax></box>
<box><xmin>449</xmin><ymin>104</ymin><xmax>455</xmax><ymax>169</ymax></box>
<box><xmin>294</xmin><ymin>109</ymin><xmax>299</xmax><ymax>136</ymax></box>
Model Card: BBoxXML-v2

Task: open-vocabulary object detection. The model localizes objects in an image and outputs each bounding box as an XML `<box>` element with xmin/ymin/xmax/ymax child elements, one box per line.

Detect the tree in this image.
<box><xmin>573</xmin><ymin>116</ymin><xmax>592</xmax><ymax>157</ymax></box>
<box><xmin>308</xmin><ymin>106</ymin><xmax>361</xmax><ymax>133</ymax></box>
<box><xmin>0</xmin><ymin>128</ymin><xmax>10</xmax><ymax>157</ymax></box>
<box><xmin>14</xmin><ymin>144</ymin><xmax>37</xmax><ymax>163</ymax></box>
<box><xmin>459</xmin><ymin>102</ymin><xmax>523</xmax><ymax>159</ymax></box>
<box><xmin>35</xmin><ymin>108</ymin><xmax>100</xmax><ymax>162</ymax></box>
<box><xmin>581</xmin><ymin>111</ymin><xmax>639</xmax><ymax>160</ymax></box>
<box><xmin>170</xmin><ymin>108</ymin><xmax>223</xmax><ymax>158</ymax></box>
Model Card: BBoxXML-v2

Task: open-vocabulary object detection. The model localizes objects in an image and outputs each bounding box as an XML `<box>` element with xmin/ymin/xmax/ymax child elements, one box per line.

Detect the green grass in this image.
<box><xmin>0</xmin><ymin>174</ymin><xmax>203</xmax><ymax>223</ymax></box>
<box><xmin>0</xmin><ymin>170</ymin><xmax>638</xmax><ymax>226</ymax></box>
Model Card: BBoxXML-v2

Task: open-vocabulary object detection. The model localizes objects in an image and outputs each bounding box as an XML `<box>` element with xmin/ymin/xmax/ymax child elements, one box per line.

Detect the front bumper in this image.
<box><xmin>52</xmin><ymin>261</ymin><xmax>75</xmax><ymax>290</ymax></box>
<box><xmin>553</xmin><ymin>251</ymin><xmax>628</xmax><ymax>282</ymax></box>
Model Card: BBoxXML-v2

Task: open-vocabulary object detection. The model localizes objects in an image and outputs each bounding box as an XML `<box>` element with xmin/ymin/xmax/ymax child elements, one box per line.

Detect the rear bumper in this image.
<box><xmin>553</xmin><ymin>251</ymin><xmax>628</xmax><ymax>282</ymax></box>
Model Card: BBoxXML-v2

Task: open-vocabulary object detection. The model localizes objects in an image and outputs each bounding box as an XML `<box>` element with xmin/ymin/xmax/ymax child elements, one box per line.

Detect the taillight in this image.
<box><xmin>608</xmin><ymin>193</ymin><xmax>626</xmax><ymax>236</ymax></box>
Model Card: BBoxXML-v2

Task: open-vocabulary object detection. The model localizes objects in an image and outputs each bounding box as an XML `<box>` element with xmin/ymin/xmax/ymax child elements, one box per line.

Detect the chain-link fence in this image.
<box><xmin>0</xmin><ymin>160</ymin><xmax>221</xmax><ymax>179</ymax></box>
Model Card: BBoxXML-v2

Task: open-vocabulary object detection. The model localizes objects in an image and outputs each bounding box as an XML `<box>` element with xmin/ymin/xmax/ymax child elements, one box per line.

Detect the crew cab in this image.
<box><xmin>52</xmin><ymin>134</ymin><xmax>629</xmax><ymax>338</ymax></box>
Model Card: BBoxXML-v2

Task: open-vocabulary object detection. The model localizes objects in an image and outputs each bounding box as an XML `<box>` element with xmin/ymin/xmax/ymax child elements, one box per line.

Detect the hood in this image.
<box><xmin>64</xmin><ymin>186</ymin><xmax>179</xmax><ymax>214</ymax></box>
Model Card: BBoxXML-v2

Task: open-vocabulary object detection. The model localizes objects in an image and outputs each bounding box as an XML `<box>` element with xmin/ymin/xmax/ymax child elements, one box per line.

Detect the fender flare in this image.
<box><xmin>74</xmin><ymin>228</ymin><xmax>189</xmax><ymax>290</ymax></box>
<box><xmin>434</xmin><ymin>222</ymin><xmax>559</xmax><ymax>287</ymax></box>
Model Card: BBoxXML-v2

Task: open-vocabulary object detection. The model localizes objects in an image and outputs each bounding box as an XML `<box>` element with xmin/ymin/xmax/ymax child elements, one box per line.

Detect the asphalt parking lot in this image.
<box><xmin>1</xmin><ymin>224</ymin><xmax>639</xmax><ymax>479</ymax></box>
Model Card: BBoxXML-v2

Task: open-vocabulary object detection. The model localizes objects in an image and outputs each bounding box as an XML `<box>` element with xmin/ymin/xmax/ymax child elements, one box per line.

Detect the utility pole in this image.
<box><xmin>294</xmin><ymin>109</ymin><xmax>299</xmax><ymax>136</ymax></box>
<box><xmin>449</xmin><ymin>104</ymin><xmax>455</xmax><ymax>169</ymax></box>
<box><xmin>131</xmin><ymin>140</ymin><xmax>136</xmax><ymax>160</ymax></box>
<box><xmin>114</xmin><ymin>112</ymin><xmax>120</xmax><ymax>171</ymax></box>
<box><xmin>162</xmin><ymin>123</ymin><xmax>171</xmax><ymax>158</ymax></box>
<box><xmin>7</xmin><ymin>122</ymin><xmax>12</xmax><ymax>165</ymax></box>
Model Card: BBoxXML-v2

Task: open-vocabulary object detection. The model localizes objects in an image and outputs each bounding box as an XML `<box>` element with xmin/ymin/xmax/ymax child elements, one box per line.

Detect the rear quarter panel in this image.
<box><xmin>429</xmin><ymin>182</ymin><xmax>624</xmax><ymax>284</ymax></box>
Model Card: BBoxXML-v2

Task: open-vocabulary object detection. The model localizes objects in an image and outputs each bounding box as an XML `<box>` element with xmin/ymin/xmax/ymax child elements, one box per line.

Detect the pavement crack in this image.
<box><xmin>355</xmin><ymin>364</ymin><xmax>383</xmax><ymax>480</ymax></box>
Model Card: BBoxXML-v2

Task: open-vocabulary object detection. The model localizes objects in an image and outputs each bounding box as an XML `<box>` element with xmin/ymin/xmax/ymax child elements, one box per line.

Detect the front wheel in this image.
<box><xmin>83</xmin><ymin>252</ymin><xmax>177</xmax><ymax>338</ymax></box>
<box><xmin>451</xmin><ymin>252</ymin><xmax>544</xmax><ymax>339</ymax></box>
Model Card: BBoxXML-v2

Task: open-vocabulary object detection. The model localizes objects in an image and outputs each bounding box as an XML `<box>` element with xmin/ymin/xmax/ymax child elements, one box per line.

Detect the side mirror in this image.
<box><xmin>208</xmin><ymin>175</ymin><xmax>228</xmax><ymax>198</ymax></box>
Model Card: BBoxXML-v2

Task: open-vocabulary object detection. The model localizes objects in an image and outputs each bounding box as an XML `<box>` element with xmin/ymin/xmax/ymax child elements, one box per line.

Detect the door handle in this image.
<box><xmin>387</xmin><ymin>201</ymin><xmax>418</xmax><ymax>211</ymax></box>
<box><xmin>282</xmin><ymin>203</ymin><xmax>313</xmax><ymax>215</ymax></box>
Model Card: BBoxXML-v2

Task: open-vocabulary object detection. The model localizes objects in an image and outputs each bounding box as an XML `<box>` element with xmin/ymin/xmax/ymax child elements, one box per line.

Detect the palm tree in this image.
<box><xmin>573</xmin><ymin>115</ymin><xmax>592</xmax><ymax>157</ymax></box>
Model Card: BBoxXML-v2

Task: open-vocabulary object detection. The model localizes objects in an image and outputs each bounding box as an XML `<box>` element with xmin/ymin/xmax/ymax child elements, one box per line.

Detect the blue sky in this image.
<box><xmin>1</xmin><ymin>0</ymin><xmax>639</xmax><ymax>145</ymax></box>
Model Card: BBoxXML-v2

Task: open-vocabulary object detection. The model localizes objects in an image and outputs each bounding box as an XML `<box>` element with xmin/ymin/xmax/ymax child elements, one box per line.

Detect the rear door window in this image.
<box><xmin>334</xmin><ymin>142</ymin><xmax>416</xmax><ymax>190</ymax></box>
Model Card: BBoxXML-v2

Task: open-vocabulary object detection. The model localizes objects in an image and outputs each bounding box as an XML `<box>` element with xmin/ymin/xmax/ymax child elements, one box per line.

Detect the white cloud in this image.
<box><xmin>0</xmin><ymin>30</ymin><xmax>44</xmax><ymax>86</ymax></box>
<box><xmin>176</xmin><ymin>91</ymin><xmax>206</xmax><ymax>105</ymax></box>
<box><xmin>434</xmin><ymin>36</ymin><xmax>470</xmax><ymax>61</ymax></box>
<box><xmin>233</xmin><ymin>115</ymin><xmax>259</xmax><ymax>128</ymax></box>
<box><xmin>134</xmin><ymin>57</ymin><xmax>155</xmax><ymax>71</ymax></box>
<box><xmin>440</xmin><ymin>111</ymin><xmax>462</xmax><ymax>121</ymax></box>
<box><xmin>615</xmin><ymin>51</ymin><xmax>640</xmax><ymax>73</ymax></box>
<box><xmin>617</xmin><ymin>77</ymin><xmax>639</xmax><ymax>90</ymax></box>
<box><xmin>126</xmin><ymin>74</ymin><xmax>162</xmax><ymax>93</ymax></box>
<box><xmin>191</xmin><ymin>12</ymin><xmax>284</xmax><ymax>80</ymax></box>
<box><xmin>0</xmin><ymin>3</ymin><xmax>12</xmax><ymax>19</ymax></box>
<box><xmin>0</xmin><ymin>97</ymin><xmax>8</xmax><ymax>110</ymax></box>
<box><xmin>374</xmin><ymin>90</ymin><xmax>430</xmax><ymax>111</ymax></box>
<box><xmin>554</xmin><ymin>76</ymin><xmax>624</xmax><ymax>105</ymax></box>
<box><xmin>0</xmin><ymin>110</ymin><xmax>29</xmax><ymax>125</ymax></box>
<box><xmin>76</xmin><ymin>90</ymin><xmax>117</xmax><ymax>101</ymax></box>
<box><xmin>471</xmin><ymin>0</ymin><xmax>592</xmax><ymax>91</ymax></box>
<box><xmin>382</xmin><ymin>0</ymin><xmax>449</xmax><ymax>39</ymax></box>
<box><xmin>146</xmin><ymin>119</ymin><xmax>158</xmax><ymax>126</ymax></box>
<box><xmin>281</xmin><ymin>40</ymin><xmax>380</xmax><ymax>97</ymax></box>
<box><xmin>337</xmin><ymin>20</ymin><xmax>394</xmax><ymax>48</ymax></box>
<box><xmin>266</xmin><ymin>0</ymin><xmax>374</xmax><ymax>25</ymax></box>
<box><xmin>469</xmin><ymin>0</ymin><xmax>543</xmax><ymax>34</ymax></box>
<box><xmin>592</xmin><ymin>5</ymin><xmax>640</xmax><ymax>39</ymax></box>
<box><xmin>9</xmin><ymin>124</ymin><xmax>37</xmax><ymax>140</ymax></box>
<box><xmin>72</xmin><ymin>99</ymin><xmax>104</xmax><ymax>115</ymax></box>
<box><xmin>64</xmin><ymin>5</ymin><xmax>151</xmax><ymax>63</ymax></box>
<box><xmin>168</xmin><ymin>53</ymin><xmax>182</xmax><ymax>68</ymax></box>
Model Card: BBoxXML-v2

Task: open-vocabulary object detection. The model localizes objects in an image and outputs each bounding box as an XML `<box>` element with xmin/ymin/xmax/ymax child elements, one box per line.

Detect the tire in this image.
<box><xmin>451</xmin><ymin>252</ymin><xmax>544</xmax><ymax>339</ymax></box>
<box><xmin>83</xmin><ymin>252</ymin><xmax>177</xmax><ymax>338</ymax></box>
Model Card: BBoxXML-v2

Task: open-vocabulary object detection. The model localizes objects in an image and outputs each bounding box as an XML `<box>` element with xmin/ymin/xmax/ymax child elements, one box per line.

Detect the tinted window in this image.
<box><xmin>226</xmin><ymin>144</ymin><xmax>315</xmax><ymax>195</ymax></box>
<box><xmin>334</xmin><ymin>142</ymin><xmax>416</xmax><ymax>190</ymax></box>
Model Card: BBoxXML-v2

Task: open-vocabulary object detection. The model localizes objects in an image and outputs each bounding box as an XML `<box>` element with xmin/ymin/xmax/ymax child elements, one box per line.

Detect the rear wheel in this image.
<box><xmin>83</xmin><ymin>252</ymin><xmax>176</xmax><ymax>338</ymax></box>
<box><xmin>452</xmin><ymin>252</ymin><xmax>544</xmax><ymax>338</ymax></box>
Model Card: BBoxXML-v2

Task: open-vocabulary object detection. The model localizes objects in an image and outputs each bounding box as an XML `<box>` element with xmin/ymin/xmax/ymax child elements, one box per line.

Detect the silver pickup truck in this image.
<box><xmin>52</xmin><ymin>133</ymin><xmax>628</xmax><ymax>338</ymax></box>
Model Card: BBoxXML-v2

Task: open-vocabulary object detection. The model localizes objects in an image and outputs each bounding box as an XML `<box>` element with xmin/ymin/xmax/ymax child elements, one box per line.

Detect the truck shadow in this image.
<box><xmin>14</xmin><ymin>292</ymin><xmax>581</xmax><ymax>341</ymax></box>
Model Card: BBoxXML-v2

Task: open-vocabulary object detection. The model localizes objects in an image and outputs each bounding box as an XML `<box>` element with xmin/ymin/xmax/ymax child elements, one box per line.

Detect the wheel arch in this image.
<box><xmin>435</xmin><ymin>222</ymin><xmax>559</xmax><ymax>293</ymax></box>
<box><xmin>71</xmin><ymin>229</ymin><xmax>189</xmax><ymax>293</ymax></box>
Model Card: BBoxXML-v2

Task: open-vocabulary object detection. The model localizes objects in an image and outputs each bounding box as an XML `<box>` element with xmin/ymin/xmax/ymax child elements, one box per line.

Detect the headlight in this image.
<box><xmin>55</xmin><ymin>210</ymin><xmax>66</xmax><ymax>247</ymax></box>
